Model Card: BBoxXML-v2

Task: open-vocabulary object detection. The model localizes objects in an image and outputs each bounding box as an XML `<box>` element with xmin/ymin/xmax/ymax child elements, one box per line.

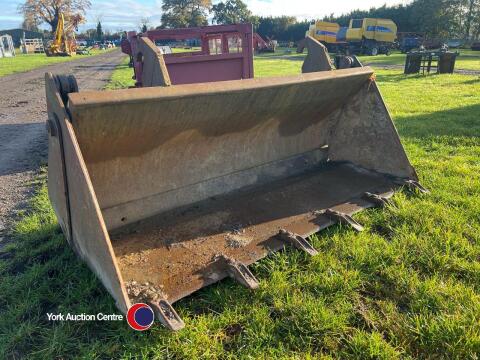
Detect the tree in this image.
<box><xmin>464</xmin><ymin>0</ymin><xmax>480</xmax><ymax>39</ymax></box>
<box><xmin>161</xmin><ymin>0</ymin><xmax>211</xmax><ymax>28</ymax></box>
<box><xmin>84</xmin><ymin>28</ymin><xmax>97</xmax><ymax>40</ymax></box>
<box><xmin>257</xmin><ymin>16</ymin><xmax>296</xmax><ymax>40</ymax></box>
<box><xmin>21</xmin><ymin>11</ymin><xmax>40</xmax><ymax>31</ymax></box>
<box><xmin>18</xmin><ymin>0</ymin><xmax>90</xmax><ymax>34</ymax></box>
<box><xmin>140</xmin><ymin>17</ymin><xmax>150</xmax><ymax>32</ymax></box>
<box><xmin>211</xmin><ymin>0</ymin><xmax>252</xmax><ymax>25</ymax></box>
<box><xmin>322</xmin><ymin>0</ymin><xmax>475</xmax><ymax>38</ymax></box>
<box><xmin>96</xmin><ymin>21</ymin><xmax>103</xmax><ymax>41</ymax></box>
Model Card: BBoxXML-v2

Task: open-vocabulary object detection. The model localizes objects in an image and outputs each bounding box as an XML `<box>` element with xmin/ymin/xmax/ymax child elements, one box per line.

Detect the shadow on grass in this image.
<box><xmin>461</xmin><ymin>77</ymin><xmax>480</xmax><ymax>85</ymax></box>
<box><xmin>375</xmin><ymin>72</ymin><xmax>425</xmax><ymax>83</ymax></box>
<box><xmin>396</xmin><ymin>103</ymin><xmax>480</xmax><ymax>140</ymax></box>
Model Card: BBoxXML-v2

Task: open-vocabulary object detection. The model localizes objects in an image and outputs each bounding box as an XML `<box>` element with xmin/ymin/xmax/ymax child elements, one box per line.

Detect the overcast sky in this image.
<box><xmin>1</xmin><ymin>0</ymin><xmax>411</xmax><ymax>32</ymax></box>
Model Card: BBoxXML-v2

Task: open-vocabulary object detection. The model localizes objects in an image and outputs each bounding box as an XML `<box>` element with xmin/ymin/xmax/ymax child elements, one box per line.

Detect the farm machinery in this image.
<box><xmin>45</xmin><ymin>33</ymin><xmax>424</xmax><ymax>331</ymax></box>
<box><xmin>121</xmin><ymin>24</ymin><xmax>254</xmax><ymax>86</ymax></box>
<box><xmin>253</xmin><ymin>33</ymin><xmax>277</xmax><ymax>53</ymax></box>
<box><xmin>300</xmin><ymin>18</ymin><xmax>397</xmax><ymax>56</ymax></box>
<box><xmin>46</xmin><ymin>13</ymin><xmax>78</xmax><ymax>56</ymax></box>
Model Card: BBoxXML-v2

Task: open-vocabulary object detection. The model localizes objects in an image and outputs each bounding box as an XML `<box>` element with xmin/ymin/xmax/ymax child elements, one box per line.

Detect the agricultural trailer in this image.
<box><xmin>121</xmin><ymin>24</ymin><xmax>254</xmax><ymax>86</ymax></box>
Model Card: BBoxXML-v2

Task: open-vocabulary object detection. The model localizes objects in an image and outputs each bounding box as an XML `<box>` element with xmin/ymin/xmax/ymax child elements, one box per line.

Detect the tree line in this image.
<box><xmin>19</xmin><ymin>0</ymin><xmax>480</xmax><ymax>41</ymax></box>
<box><xmin>324</xmin><ymin>0</ymin><xmax>480</xmax><ymax>40</ymax></box>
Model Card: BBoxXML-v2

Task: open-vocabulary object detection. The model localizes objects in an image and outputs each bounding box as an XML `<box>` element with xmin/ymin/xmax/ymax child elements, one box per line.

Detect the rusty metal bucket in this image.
<box><xmin>45</xmin><ymin>67</ymin><xmax>422</xmax><ymax>330</ymax></box>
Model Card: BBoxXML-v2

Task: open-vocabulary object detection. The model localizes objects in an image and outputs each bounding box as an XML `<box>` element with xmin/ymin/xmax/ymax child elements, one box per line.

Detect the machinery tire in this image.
<box><xmin>370</xmin><ymin>47</ymin><xmax>379</xmax><ymax>56</ymax></box>
<box><xmin>296</xmin><ymin>38</ymin><xmax>306</xmax><ymax>53</ymax></box>
<box><xmin>54</xmin><ymin>74</ymin><xmax>79</xmax><ymax>106</ymax></box>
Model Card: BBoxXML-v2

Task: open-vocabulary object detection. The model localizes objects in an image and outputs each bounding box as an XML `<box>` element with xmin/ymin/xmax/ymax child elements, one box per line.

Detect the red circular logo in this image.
<box><xmin>127</xmin><ymin>303</ymin><xmax>155</xmax><ymax>331</ymax></box>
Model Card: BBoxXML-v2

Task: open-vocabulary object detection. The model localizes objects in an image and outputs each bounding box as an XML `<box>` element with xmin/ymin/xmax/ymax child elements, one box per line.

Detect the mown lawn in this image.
<box><xmin>358</xmin><ymin>49</ymin><xmax>480</xmax><ymax>71</ymax></box>
<box><xmin>244</xmin><ymin>47</ymin><xmax>480</xmax><ymax>72</ymax></box>
<box><xmin>0</xmin><ymin>48</ymin><xmax>117</xmax><ymax>77</ymax></box>
<box><xmin>1</xmin><ymin>51</ymin><xmax>479</xmax><ymax>359</ymax></box>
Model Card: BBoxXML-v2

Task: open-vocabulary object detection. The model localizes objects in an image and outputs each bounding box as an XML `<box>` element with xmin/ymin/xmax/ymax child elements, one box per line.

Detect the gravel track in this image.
<box><xmin>0</xmin><ymin>49</ymin><xmax>125</xmax><ymax>246</ymax></box>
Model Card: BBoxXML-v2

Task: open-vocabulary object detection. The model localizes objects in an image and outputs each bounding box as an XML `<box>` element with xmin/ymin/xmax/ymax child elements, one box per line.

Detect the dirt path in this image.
<box><xmin>0</xmin><ymin>49</ymin><xmax>125</xmax><ymax>245</ymax></box>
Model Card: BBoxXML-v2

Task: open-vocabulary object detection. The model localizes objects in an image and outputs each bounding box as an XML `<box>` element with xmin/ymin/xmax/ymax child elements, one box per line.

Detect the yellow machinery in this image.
<box><xmin>306</xmin><ymin>21</ymin><xmax>340</xmax><ymax>44</ymax></box>
<box><xmin>46</xmin><ymin>14</ymin><xmax>76</xmax><ymax>57</ymax></box>
<box><xmin>346</xmin><ymin>18</ymin><xmax>397</xmax><ymax>43</ymax></box>
<box><xmin>303</xmin><ymin>18</ymin><xmax>397</xmax><ymax>55</ymax></box>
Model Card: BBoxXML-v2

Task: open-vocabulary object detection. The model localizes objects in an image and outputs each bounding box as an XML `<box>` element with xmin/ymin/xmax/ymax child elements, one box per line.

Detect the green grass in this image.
<box><xmin>358</xmin><ymin>50</ymin><xmax>480</xmax><ymax>71</ymax></box>
<box><xmin>104</xmin><ymin>56</ymin><xmax>135</xmax><ymax>90</ymax></box>
<box><xmin>1</xmin><ymin>51</ymin><xmax>480</xmax><ymax>359</ymax></box>
<box><xmin>254</xmin><ymin>47</ymin><xmax>480</xmax><ymax>72</ymax></box>
<box><xmin>0</xmin><ymin>48</ymin><xmax>118</xmax><ymax>77</ymax></box>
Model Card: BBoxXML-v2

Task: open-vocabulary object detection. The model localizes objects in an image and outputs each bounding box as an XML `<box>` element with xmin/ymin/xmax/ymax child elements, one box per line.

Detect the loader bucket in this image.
<box><xmin>45</xmin><ymin>68</ymin><xmax>420</xmax><ymax>330</ymax></box>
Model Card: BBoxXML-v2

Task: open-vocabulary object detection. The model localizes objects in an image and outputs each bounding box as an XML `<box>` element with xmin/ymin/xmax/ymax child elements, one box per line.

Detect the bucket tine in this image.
<box><xmin>394</xmin><ymin>178</ymin><xmax>429</xmax><ymax>194</ymax></box>
<box><xmin>217</xmin><ymin>255</ymin><xmax>259</xmax><ymax>290</ymax></box>
<box><xmin>150</xmin><ymin>299</ymin><xmax>185</xmax><ymax>331</ymax></box>
<box><xmin>322</xmin><ymin>209</ymin><xmax>365</xmax><ymax>232</ymax></box>
<box><xmin>363</xmin><ymin>192</ymin><xmax>392</xmax><ymax>207</ymax></box>
<box><xmin>277</xmin><ymin>229</ymin><xmax>319</xmax><ymax>256</ymax></box>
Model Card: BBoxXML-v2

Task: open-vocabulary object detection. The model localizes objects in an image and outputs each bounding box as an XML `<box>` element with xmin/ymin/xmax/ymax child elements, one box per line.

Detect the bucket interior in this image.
<box><xmin>65</xmin><ymin>68</ymin><xmax>414</xmax><ymax>304</ymax></box>
<box><xmin>109</xmin><ymin>162</ymin><xmax>397</xmax><ymax>303</ymax></box>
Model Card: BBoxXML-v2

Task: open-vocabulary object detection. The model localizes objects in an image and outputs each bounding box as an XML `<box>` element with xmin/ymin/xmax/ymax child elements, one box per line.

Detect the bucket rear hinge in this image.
<box><xmin>363</xmin><ymin>192</ymin><xmax>392</xmax><ymax>207</ymax></box>
<box><xmin>218</xmin><ymin>255</ymin><xmax>259</xmax><ymax>289</ymax></box>
<box><xmin>322</xmin><ymin>209</ymin><xmax>364</xmax><ymax>232</ymax></box>
<box><xmin>149</xmin><ymin>299</ymin><xmax>185</xmax><ymax>331</ymax></box>
<box><xmin>394</xmin><ymin>179</ymin><xmax>429</xmax><ymax>194</ymax></box>
<box><xmin>277</xmin><ymin>229</ymin><xmax>319</xmax><ymax>256</ymax></box>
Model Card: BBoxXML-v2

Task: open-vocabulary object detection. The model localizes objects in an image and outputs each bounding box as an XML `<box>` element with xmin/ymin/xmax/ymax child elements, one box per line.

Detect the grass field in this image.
<box><xmin>1</xmin><ymin>51</ymin><xmax>480</xmax><ymax>359</ymax></box>
<box><xmin>0</xmin><ymin>48</ymin><xmax>117</xmax><ymax>77</ymax></box>
<box><xmin>358</xmin><ymin>50</ymin><xmax>480</xmax><ymax>71</ymax></box>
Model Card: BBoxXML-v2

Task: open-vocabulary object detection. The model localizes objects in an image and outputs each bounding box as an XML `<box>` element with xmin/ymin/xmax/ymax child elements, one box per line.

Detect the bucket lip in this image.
<box><xmin>68</xmin><ymin>67</ymin><xmax>374</xmax><ymax>109</ymax></box>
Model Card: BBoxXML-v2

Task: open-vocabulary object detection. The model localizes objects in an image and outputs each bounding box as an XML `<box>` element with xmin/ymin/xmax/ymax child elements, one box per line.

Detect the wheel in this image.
<box><xmin>370</xmin><ymin>47</ymin><xmax>379</xmax><ymax>56</ymax></box>
<box><xmin>53</xmin><ymin>74</ymin><xmax>79</xmax><ymax>106</ymax></box>
<box><xmin>296</xmin><ymin>39</ymin><xmax>306</xmax><ymax>53</ymax></box>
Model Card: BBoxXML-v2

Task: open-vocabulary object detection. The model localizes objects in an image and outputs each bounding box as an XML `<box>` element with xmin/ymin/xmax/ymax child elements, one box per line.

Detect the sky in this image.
<box><xmin>0</xmin><ymin>0</ymin><xmax>411</xmax><ymax>32</ymax></box>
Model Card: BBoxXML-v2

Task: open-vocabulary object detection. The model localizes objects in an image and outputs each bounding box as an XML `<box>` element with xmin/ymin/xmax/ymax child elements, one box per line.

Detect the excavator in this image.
<box><xmin>46</xmin><ymin>13</ymin><xmax>78</xmax><ymax>56</ymax></box>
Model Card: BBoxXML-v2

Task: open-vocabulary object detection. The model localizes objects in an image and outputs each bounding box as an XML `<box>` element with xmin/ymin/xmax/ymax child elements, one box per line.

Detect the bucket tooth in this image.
<box><xmin>149</xmin><ymin>299</ymin><xmax>185</xmax><ymax>331</ymax></box>
<box><xmin>277</xmin><ymin>229</ymin><xmax>319</xmax><ymax>256</ymax></box>
<box><xmin>363</xmin><ymin>192</ymin><xmax>392</xmax><ymax>207</ymax></box>
<box><xmin>394</xmin><ymin>178</ymin><xmax>429</xmax><ymax>194</ymax></box>
<box><xmin>218</xmin><ymin>255</ymin><xmax>259</xmax><ymax>289</ymax></box>
<box><xmin>323</xmin><ymin>209</ymin><xmax>365</xmax><ymax>232</ymax></box>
